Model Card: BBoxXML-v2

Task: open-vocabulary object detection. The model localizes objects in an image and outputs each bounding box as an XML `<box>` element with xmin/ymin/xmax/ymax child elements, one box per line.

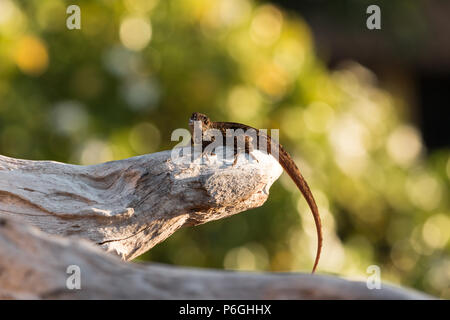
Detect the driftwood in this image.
<box><xmin>0</xmin><ymin>215</ymin><xmax>430</xmax><ymax>299</ymax></box>
<box><xmin>0</xmin><ymin>149</ymin><xmax>431</xmax><ymax>299</ymax></box>
<box><xmin>0</xmin><ymin>148</ymin><xmax>282</xmax><ymax>260</ymax></box>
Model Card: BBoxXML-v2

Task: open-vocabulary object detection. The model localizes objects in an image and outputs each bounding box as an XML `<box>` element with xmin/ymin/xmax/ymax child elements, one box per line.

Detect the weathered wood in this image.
<box><xmin>0</xmin><ymin>150</ymin><xmax>432</xmax><ymax>300</ymax></box>
<box><xmin>0</xmin><ymin>215</ymin><xmax>431</xmax><ymax>299</ymax></box>
<box><xmin>0</xmin><ymin>147</ymin><xmax>282</xmax><ymax>260</ymax></box>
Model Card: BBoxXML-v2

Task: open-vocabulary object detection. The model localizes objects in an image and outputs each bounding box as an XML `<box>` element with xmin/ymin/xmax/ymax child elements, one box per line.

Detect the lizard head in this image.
<box><xmin>189</xmin><ymin>112</ymin><xmax>211</xmax><ymax>129</ymax></box>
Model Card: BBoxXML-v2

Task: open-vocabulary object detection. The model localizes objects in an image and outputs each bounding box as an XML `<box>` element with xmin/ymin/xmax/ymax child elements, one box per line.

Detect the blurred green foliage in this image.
<box><xmin>0</xmin><ymin>0</ymin><xmax>448</xmax><ymax>298</ymax></box>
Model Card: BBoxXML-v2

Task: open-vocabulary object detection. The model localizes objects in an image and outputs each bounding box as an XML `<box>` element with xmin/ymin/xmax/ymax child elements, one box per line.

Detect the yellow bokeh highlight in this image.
<box><xmin>119</xmin><ymin>17</ymin><xmax>152</xmax><ymax>51</ymax></box>
<box><xmin>224</xmin><ymin>243</ymin><xmax>269</xmax><ymax>271</ymax></box>
<box><xmin>227</xmin><ymin>85</ymin><xmax>262</xmax><ymax>121</ymax></box>
<box><xmin>274</xmin><ymin>38</ymin><xmax>306</xmax><ymax>80</ymax></box>
<box><xmin>406</xmin><ymin>172</ymin><xmax>443</xmax><ymax>211</ymax></box>
<box><xmin>254</xmin><ymin>62</ymin><xmax>288</xmax><ymax>98</ymax></box>
<box><xmin>218</xmin><ymin>0</ymin><xmax>251</xmax><ymax>26</ymax></box>
<box><xmin>387</xmin><ymin>125</ymin><xmax>423</xmax><ymax>167</ymax></box>
<box><xmin>14</xmin><ymin>36</ymin><xmax>49</xmax><ymax>76</ymax></box>
<box><xmin>303</xmin><ymin>102</ymin><xmax>335</xmax><ymax>133</ymax></box>
<box><xmin>0</xmin><ymin>0</ymin><xmax>15</xmax><ymax>25</ymax></box>
<box><xmin>422</xmin><ymin>214</ymin><xmax>450</xmax><ymax>249</ymax></box>
<box><xmin>250</xmin><ymin>4</ymin><xmax>283</xmax><ymax>46</ymax></box>
<box><xmin>79</xmin><ymin>139</ymin><xmax>114</xmax><ymax>165</ymax></box>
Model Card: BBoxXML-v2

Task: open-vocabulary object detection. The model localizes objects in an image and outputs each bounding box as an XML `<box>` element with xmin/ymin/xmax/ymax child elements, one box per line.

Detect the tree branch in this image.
<box><xmin>0</xmin><ymin>148</ymin><xmax>282</xmax><ymax>260</ymax></box>
<box><xmin>0</xmin><ymin>215</ymin><xmax>430</xmax><ymax>299</ymax></box>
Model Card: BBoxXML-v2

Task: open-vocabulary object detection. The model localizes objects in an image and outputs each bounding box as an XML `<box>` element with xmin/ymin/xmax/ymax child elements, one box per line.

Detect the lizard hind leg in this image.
<box><xmin>232</xmin><ymin>135</ymin><xmax>258</xmax><ymax>166</ymax></box>
<box><xmin>244</xmin><ymin>136</ymin><xmax>259</xmax><ymax>163</ymax></box>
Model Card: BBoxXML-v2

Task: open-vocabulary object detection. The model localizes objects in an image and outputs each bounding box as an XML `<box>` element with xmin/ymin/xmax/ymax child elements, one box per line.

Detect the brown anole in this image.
<box><xmin>188</xmin><ymin>112</ymin><xmax>323</xmax><ymax>273</ymax></box>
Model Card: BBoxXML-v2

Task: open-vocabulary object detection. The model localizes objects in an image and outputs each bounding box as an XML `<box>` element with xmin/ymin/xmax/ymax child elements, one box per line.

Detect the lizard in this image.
<box><xmin>188</xmin><ymin>112</ymin><xmax>323</xmax><ymax>273</ymax></box>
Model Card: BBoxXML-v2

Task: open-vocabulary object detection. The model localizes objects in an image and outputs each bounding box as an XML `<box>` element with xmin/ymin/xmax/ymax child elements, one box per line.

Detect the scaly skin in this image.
<box><xmin>189</xmin><ymin>112</ymin><xmax>323</xmax><ymax>273</ymax></box>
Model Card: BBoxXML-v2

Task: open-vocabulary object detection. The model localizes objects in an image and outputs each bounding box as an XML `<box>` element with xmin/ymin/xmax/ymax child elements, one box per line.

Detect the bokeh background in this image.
<box><xmin>0</xmin><ymin>0</ymin><xmax>448</xmax><ymax>298</ymax></box>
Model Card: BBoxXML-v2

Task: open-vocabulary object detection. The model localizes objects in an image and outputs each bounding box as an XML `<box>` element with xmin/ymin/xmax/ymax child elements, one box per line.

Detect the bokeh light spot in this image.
<box><xmin>218</xmin><ymin>0</ymin><xmax>251</xmax><ymax>26</ymax></box>
<box><xmin>0</xmin><ymin>0</ymin><xmax>15</xmax><ymax>25</ymax></box>
<box><xmin>406</xmin><ymin>172</ymin><xmax>443</xmax><ymax>211</ymax></box>
<box><xmin>387</xmin><ymin>125</ymin><xmax>423</xmax><ymax>167</ymax></box>
<box><xmin>119</xmin><ymin>17</ymin><xmax>152</xmax><ymax>51</ymax></box>
<box><xmin>303</xmin><ymin>102</ymin><xmax>335</xmax><ymax>133</ymax></box>
<box><xmin>14</xmin><ymin>36</ymin><xmax>49</xmax><ymax>76</ymax></box>
<box><xmin>51</xmin><ymin>101</ymin><xmax>88</xmax><ymax>135</ymax></box>
<box><xmin>329</xmin><ymin>115</ymin><xmax>369</xmax><ymax>176</ymax></box>
<box><xmin>250</xmin><ymin>4</ymin><xmax>283</xmax><ymax>46</ymax></box>
<box><xmin>121</xmin><ymin>78</ymin><xmax>159</xmax><ymax>110</ymax></box>
<box><xmin>254</xmin><ymin>62</ymin><xmax>288</xmax><ymax>99</ymax></box>
<box><xmin>422</xmin><ymin>214</ymin><xmax>450</xmax><ymax>249</ymax></box>
<box><xmin>227</xmin><ymin>85</ymin><xmax>262</xmax><ymax>121</ymax></box>
<box><xmin>224</xmin><ymin>243</ymin><xmax>269</xmax><ymax>271</ymax></box>
<box><xmin>103</xmin><ymin>46</ymin><xmax>135</xmax><ymax>77</ymax></box>
<box><xmin>273</xmin><ymin>38</ymin><xmax>306</xmax><ymax>79</ymax></box>
<box><xmin>129</xmin><ymin>122</ymin><xmax>161</xmax><ymax>154</ymax></box>
<box><xmin>79</xmin><ymin>140</ymin><xmax>114</xmax><ymax>165</ymax></box>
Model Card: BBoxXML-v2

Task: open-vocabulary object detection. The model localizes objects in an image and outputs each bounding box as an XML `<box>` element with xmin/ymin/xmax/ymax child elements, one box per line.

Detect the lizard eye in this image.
<box><xmin>190</xmin><ymin>112</ymin><xmax>199</xmax><ymax>121</ymax></box>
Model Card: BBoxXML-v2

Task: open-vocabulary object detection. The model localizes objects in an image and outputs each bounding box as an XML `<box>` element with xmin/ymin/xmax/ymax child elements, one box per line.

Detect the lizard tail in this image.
<box><xmin>279</xmin><ymin>149</ymin><xmax>323</xmax><ymax>273</ymax></box>
<box><xmin>216</xmin><ymin>121</ymin><xmax>323</xmax><ymax>273</ymax></box>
